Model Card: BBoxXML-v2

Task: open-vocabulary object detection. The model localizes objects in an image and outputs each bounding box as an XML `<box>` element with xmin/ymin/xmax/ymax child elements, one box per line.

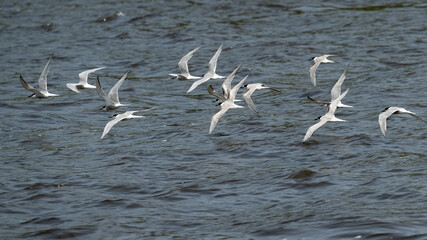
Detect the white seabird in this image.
<box><xmin>209</xmin><ymin>74</ymin><xmax>248</xmax><ymax>134</ymax></box>
<box><xmin>309</xmin><ymin>54</ymin><xmax>334</xmax><ymax>87</ymax></box>
<box><xmin>242</xmin><ymin>83</ymin><xmax>280</xmax><ymax>113</ymax></box>
<box><xmin>19</xmin><ymin>57</ymin><xmax>59</xmax><ymax>98</ymax></box>
<box><xmin>96</xmin><ymin>72</ymin><xmax>129</xmax><ymax>110</ymax></box>
<box><xmin>169</xmin><ymin>47</ymin><xmax>201</xmax><ymax>80</ymax></box>
<box><xmin>378</xmin><ymin>107</ymin><xmax>426</xmax><ymax>137</ymax></box>
<box><xmin>101</xmin><ymin>108</ymin><xmax>155</xmax><ymax>139</ymax></box>
<box><xmin>66</xmin><ymin>67</ymin><xmax>106</xmax><ymax>93</ymax></box>
<box><xmin>302</xmin><ymin>88</ymin><xmax>349</xmax><ymax>142</ymax></box>
<box><xmin>187</xmin><ymin>44</ymin><xmax>224</xmax><ymax>93</ymax></box>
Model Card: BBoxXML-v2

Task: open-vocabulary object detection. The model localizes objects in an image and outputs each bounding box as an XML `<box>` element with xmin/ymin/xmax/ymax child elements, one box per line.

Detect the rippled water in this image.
<box><xmin>1</xmin><ymin>0</ymin><xmax>426</xmax><ymax>239</ymax></box>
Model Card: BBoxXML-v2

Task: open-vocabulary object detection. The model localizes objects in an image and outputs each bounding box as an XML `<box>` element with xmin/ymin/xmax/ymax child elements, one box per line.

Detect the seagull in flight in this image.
<box><xmin>309</xmin><ymin>54</ymin><xmax>334</xmax><ymax>87</ymax></box>
<box><xmin>96</xmin><ymin>72</ymin><xmax>129</xmax><ymax>110</ymax></box>
<box><xmin>187</xmin><ymin>44</ymin><xmax>224</xmax><ymax>93</ymax></box>
<box><xmin>209</xmin><ymin>74</ymin><xmax>248</xmax><ymax>134</ymax></box>
<box><xmin>307</xmin><ymin>63</ymin><xmax>352</xmax><ymax>108</ymax></box>
<box><xmin>378</xmin><ymin>107</ymin><xmax>426</xmax><ymax>137</ymax></box>
<box><xmin>242</xmin><ymin>83</ymin><xmax>280</xmax><ymax>113</ymax></box>
<box><xmin>66</xmin><ymin>67</ymin><xmax>106</xmax><ymax>93</ymax></box>
<box><xmin>101</xmin><ymin>108</ymin><xmax>155</xmax><ymax>139</ymax></box>
<box><xmin>302</xmin><ymin>88</ymin><xmax>349</xmax><ymax>142</ymax></box>
<box><xmin>169</xmin><ymin>47</ymin><xmax>201</xmax><ymax>80</ymax></box>
<box><xmin>19</xmin><ymin>57</ymin><xmax>59</xmax><ymax>98</ymax></box>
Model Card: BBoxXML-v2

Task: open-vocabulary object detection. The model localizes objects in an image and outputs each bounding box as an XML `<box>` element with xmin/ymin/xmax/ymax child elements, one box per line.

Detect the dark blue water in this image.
<box><xmin>1</xmin><ymin>1</ymin><xmax>426</xmax><ymax>239</ymax></box>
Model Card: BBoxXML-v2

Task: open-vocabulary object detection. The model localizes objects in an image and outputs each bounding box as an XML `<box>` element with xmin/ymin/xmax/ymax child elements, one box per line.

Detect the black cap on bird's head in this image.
<box><xmin>315</xmin><ymin>116</ymin><xmax>322</xmax><ymax>120</ymax></box>
<box><xmin>382</xmin><ymin>107</ymin><xmax>390</xmax><ymax>112</ymax></box>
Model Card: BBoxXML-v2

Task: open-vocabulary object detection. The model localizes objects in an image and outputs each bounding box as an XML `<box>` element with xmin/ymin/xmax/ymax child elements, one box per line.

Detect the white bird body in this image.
<box><xmin>101</xmin><ymin>108</ymin><xmax>155</xmax><ymax>139</ymax></box>
<box><xmin>66</xmin><ymin>67</ymin><xmax>106</xmax><ymax>93</ymax></box>
<box><xmin>309</xmin><ymin>54</ymin><xmax>334</xmax><ymax>87</ymax></box>
<box><xmin>169</xmin><ymin>47</ymin><xmax>201</xmax><ymax>80</ymax></box>
<box><xmin>96</xmin><ymin>72</ymin><xmax>128</xmax><ymax>110</ymax></box>
<box><xmin>19</xmin><ymin>57</ymin><xmax>59</xmax><ymax>98</ymax></box>
<box><xmin>209</xmin><ymin>75</ymin><xmax>248</xmax><ymax>134</ymax></box>
<box><xmin>302</xmin><ymin>88</ymin><xmax>349</xmax><ymax>142</ymax></box>
<box><xmin>187</xmin><ymin>44</ymin><xmax>224</xmax><ymax>93</ymax></box>
<box><xmin>378</xmin><ymin>107</ymin><xmax>426</xmax><ymax>137</ymax></box>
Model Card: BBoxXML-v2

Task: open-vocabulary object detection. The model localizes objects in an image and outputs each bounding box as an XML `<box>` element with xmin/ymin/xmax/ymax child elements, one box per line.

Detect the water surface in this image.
<box><xmin>0</xmin><ymin>0</ymin><xmax>426</xmax><ymax>239</ymax></box>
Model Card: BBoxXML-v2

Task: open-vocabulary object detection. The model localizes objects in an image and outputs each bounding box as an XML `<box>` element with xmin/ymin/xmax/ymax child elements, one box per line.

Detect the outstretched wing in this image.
<box><xmin>20</xmin><ymin>75</ymin><xmax>41</xmax><ymax>96</ymax></box>
<box><xmin>221</xmin><ymin>65</ymin><xmax>240</xmax><ymax>99</ymax></box>
<box><xmin>242</xmin><ymin>88</ymin><xmax>257</xmax><ymax>113</ymax></box>
<box><xmin>330</xmin><ymin>63</ymin><xmax>350</xmax><ymax>101</ymax></box>
<box><xmin>207</xmin><ymin>85</ymin><xmax>226</xmax><ymax>102</ymax></box>
<box><xmin>187</xmin><ymin>72</ymin><xmax>212</xmax><ymax>93</ymax></box>
<box><xmin>302</xmin><ymin>119</ymin><xmax>327</xmax><ymax>142</ymax></box>
<box><xmin>38</xmin><ymin>57</ymin><xmax>52</xmax><ymax>92</ymax></box>
<box><xmin>66</xmin><ymin>83</ymin><xmax>80</xmax><ymax>93</ymax></box>
<box><xmin>208</xmin><ymin>44</ymin><xmax>223</xmax><ymax>74</ymax></box>
<box><xmin>209</xmin><ymin>106</ymin><xmax>229</xmax><ymax>134</ymax></box>
<box><xmin>109</xmin><ymin>72</ymin><xmax>128</xmax><ymax>104</ymax></box>
<box><xmin>79</xmin><ymin>67</ymin><xmax>106</xmax><ymax>84</ymax></box>
<box><xmin>309</xmin><ymin>61</ymin><xmax>320</xmax><ymax>87</ymax></box>
<box><xmin>178</xmin><ymin>47</ymin><xmax>200</xmax><ymax>76</ymax></box>
<box><xmin>101</xmin><ymin>114</ymin><xmax>127</xmax><ymax>139</ymax></box>
<box><xmin>96</xmin><ymin>76</ymin><xmax>107</xmax><ymax>98</ymax></box>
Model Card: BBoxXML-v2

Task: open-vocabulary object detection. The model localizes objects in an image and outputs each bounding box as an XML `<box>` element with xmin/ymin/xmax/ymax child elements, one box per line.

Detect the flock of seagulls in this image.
<box><xmin>18</xmin><ymin>49</ymin><xmax>425</xmax><ymax>141</ymax></box>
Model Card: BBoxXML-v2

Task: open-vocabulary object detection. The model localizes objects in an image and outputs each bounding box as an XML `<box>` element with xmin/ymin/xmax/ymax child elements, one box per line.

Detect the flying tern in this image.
<box><xmin>378</xmin><ymin>107</ymin><xmax>426</xmax><ymax>137</ymax></box>
<box><xmin>19</xmin><ymin>57</ymin><xmax>59</xmax><ymax>98</ymax></box>
<box><xmin>101</xmin><ymin>108</ymin><xmax>155</xmax><ymax>139</ymax></box>
<box><xmin>66</xmin><ymin>67</ymin><xmax>106</xmax><ymax>93</ymax></box>
<box><xmin>209</xmin><ymin>74</ymin><xmax>248</xmax><ymax>134</ymax></box>
<box><xmin>309</xmin><ymin>54</ymin><xmax>334</xmax><ymax>87</ymax></box>
<box><xmin>96</xmin><ymin>72</ymin><xmax>129</xmax><ymax>110</ymax></box>
<box><xmin>242</xmin><ymin>83</ymin><xmax>280</xmax><ymax>113</ymax></box>
<box><xmin>187</xmin><ymin>44</ymin><xmax>224</xmax><ymax>93</ymax></box>
<box><xmin>302</xmin><ymin>88</ymin><xmax>349</xmax><ymax>142</ymax></box>
<box><xmin>169</xmin><ymin>47</ymin><xmax>201</xmax><ymax>80</ymax></box>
